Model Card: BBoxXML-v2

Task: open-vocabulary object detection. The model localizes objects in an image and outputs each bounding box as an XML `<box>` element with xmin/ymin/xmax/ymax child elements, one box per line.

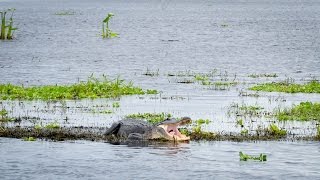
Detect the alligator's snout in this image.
<box><xmin>157</xmin><ymin>117</ymin><xmax>191</xmax><ymax>141</ymax></box>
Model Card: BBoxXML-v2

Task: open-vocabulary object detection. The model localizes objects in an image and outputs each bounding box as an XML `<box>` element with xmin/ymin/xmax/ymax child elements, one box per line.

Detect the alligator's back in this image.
<box><xmin>105</xmin><ymin>119</ymin><xmax>153</xmax><ymax>137</ymax></box>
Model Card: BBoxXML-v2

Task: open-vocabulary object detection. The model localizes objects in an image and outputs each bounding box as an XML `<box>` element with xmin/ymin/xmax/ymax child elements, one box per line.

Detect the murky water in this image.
<box><xmin>1</xmin><ymin>0</ymin><xmax>320</xmax><ymax>178</ymax></box>
<box><xmin>1</xmin><ymin>137</ymin><xmax>320</xmax><ymax>179</ymax></box>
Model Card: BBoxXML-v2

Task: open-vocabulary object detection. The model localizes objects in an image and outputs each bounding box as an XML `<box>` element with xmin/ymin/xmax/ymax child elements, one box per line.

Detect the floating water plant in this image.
<box><xmin>102</xmin><ymin>13</ymin><xmax>118</xmax><ymax>38</ymax></box>
<box><xmin>268</xmin><ymin>124</ymin><xmax>287</xmax><ymax>136</ymax></box>
<box><xmin>239</xmin><ymin>151</ymin><xmax>267</xmax><ymax>161</ymax></box>
<box><xmin>126</xmin><ymin>112</ymin><xmax>172</xmax><ymax>124</ymax></box>
<box><xmin>195</xmin><ymin>119</ymin><xmax>210</xmax><ymax>125</ymax></box>
<box><xmin>0</xmin><ymin>8</ymin><xmax>18</xmax><ymax>40</ymax></box>
<box><xmin>23</xmin><ymin>137</ymin><xmax>36</xmax><ymax>141</ymax></box>
<box><xmin>45</xmin><ymin>122</ymin><xmax>60</xmax><ymax>129</ymax></box>
<box><xmin>0</xmin><ymin>76</ymin><xmax>157</xmax><ymax>100</ymax></box>
<box><xmin>194</xmin><ymin>74</ymin><xmax>211</xmax><ymax>85</ymax></box>
<box><xmin>112</xmin><ymin>102</ymin><xmax>120</xmax><ymax>108</ymax></box>
<box><xmin>276</xmin><ymin>102</ymin><xmax>320</xmax><ymax>121</ymax></box>
<box><xmin>250</xmin><ymin>80</ymin><xmax>320</xmax><ymax>93</ymax></box>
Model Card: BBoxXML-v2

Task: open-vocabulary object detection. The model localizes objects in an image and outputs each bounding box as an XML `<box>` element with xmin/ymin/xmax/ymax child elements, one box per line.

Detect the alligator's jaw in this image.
<box><xmin>158</xmin><ymin>124</ymin><xmax>190</xmax><ymax>141</ymax></box>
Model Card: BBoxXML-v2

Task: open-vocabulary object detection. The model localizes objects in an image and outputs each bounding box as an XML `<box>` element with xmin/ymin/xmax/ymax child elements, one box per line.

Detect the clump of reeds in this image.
<box><xmin>102</xmin><ymin>13</ymin><xmax>118</xmax><ymax>38</ymax></box>
<box><xmin>0</xmin><ymin>8</ymin><xmax>18</xmax><ymax>40</ymax></box>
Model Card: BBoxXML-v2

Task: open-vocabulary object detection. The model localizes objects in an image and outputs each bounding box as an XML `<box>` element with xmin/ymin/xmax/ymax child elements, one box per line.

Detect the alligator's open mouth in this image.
<box><xmin>157</xmin><ymin>117</ymin><xmax>191</xmax><ymax>141</ymax></box>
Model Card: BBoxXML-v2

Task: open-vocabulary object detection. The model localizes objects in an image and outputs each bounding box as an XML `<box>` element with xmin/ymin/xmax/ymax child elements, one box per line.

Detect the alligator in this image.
<box><xmin>105</xmin><ymin>117</ymin><xmax>191</xmax><ymax>141</ymax></box>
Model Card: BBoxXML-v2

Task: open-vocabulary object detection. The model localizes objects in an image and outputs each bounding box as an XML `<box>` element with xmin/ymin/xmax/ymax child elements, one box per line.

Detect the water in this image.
<box><xmin>1</xmin><ymin>138</ymin><xmax>320</xmax><ymax>179</ymax></box>
<box><xmin>1</xmin><ymin>0</ymin><xmax>320</xmax><ymax>178</ymax></box>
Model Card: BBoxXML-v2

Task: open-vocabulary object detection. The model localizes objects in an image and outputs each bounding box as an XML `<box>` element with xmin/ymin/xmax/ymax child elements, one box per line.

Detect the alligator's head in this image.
<box><xmin>152</xmin><ymin>117</ymin><xmax>192</xmax><ymax>141</ymax></box>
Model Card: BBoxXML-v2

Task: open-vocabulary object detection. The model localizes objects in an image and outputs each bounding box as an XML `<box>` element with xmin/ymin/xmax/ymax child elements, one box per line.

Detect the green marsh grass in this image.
<box><xmin>125</xmin><ymin>112</ymin><xmax>172</xmax><ymax>124</ymax></box>
<box><xmin>0</xmin><ymin>109</ymin><xmax>13</xmax><ymax>122</ymax></box>
<box><xmin>0</xmin><ymin>8</ymin><xmax>18</xmax><ymax>40</ymax></box>
<box><xmin>276</xmin><ymin>102</ymin><xmax>320</xmax><ymax>121</ymax></box>
<box><xmin>268</xmin><ymin>124</ymin><xmax>287</xmax><ymax>137</ymax></box>
<box><xmin>250</xmin><ymin>80</ymin><xmax>320</xmax><ymax>93</ymax></box>
<box><xmin>102</xmin><ymin>13</ymin><xmax>118</xmax><ymax>38</ymax></box>
<box><xmin>0</xmin><ymin>76</ymin><xmax>157</xmax><ymax>100</ymax></box>
<box><xmin>45</xmin><ymin>122</ymin><xmax>60</xmax><ymax>129</ymax></box>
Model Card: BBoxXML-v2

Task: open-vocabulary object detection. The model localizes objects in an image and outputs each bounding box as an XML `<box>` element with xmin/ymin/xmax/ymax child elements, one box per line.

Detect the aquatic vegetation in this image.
<box><xmin>238</xmin><ymin>91</ymin><xmax>260</xmax><ymax>97</ymax></box>
<box><xmin>54</xmin><ymin>10</ymin><xmax>76</xmax><ymax>16</ymax></box>
<box><xmin>96</xmin><ymin>110</ymin><xmax>113</xmax><ymax>114</ymax></box>
<box><xmin>267</xmin><ymin>124</ymin><xmax>287</xmax><ymax>136</ymax></box>
<box><xmin>276</xmin><ymin>102</ymin><xmax>320</xmax><ymax>121</ymax></box>
<box><xmin>240</xmin><ymin>129</ymin><xmax>249</xmax><ymax>135</ymax></box>
<box><xmin>228</xmin><ymin>103</ymin><xmax>271</xmax><ymax>118</ymax></box>
<box><xmin>248</xmin><ymin>73</ymin><xmax>278</xmax><ymax>78</ymax></box>
<box><xmin>194</xmin><ymin>74</ymin><xmax>211</xmax><ymax>85</ymax></box>
<box><xmin>0</xmin><ymin>109</ymin><xmax>13</xmax><ymax>122</ymax></box>
<box><xmin>317</xmin><ymin>125</ymin><xmax>320</xmax><ymax>138</ymax></box>
<box><xmin>239</xmin><ymin>105</ymin><xmax>264</xmax><ymax>111</ymax></box>
<box><xmin>0</xmin><ymin>76</ymin><xmax>157</xmax><ymax>100</ymax></box>
<box><xmin>195</xmin><ymin>119</ymin><xmax>210</xmax><ymax>125</ymax></box>
<box><xmin>213</xmin><ymin>81</ymin><xmax>238</xmax><ymax>86</ymax></box>
<box><xmin>45</xmin><ymin>122</ymin><xmax>60</xmax><ymax>129</ymax></box>
<box><xmin>35</xmin><ymin>124</ymin><xmax>42</xmax><ymax>130</ymax></box>
<box><xmin>236</xmin><ymin>118</ymin><xmax>244</xmax><ymax>127</ymax></box>
<box><xmin>23</xmin><ymin>137</ymin><xmax>36</xmax><ymax>141</ymax></box>
<box><xmin>0</xmin><ymin>8</ymin><xmax>18</xmax><ymax>40</ymax></box>
<box><xmin>176</xmin><ymin>79</ymin><xmax>194</xmax><ymax>84</ymax></box>
<box><xmin>143</xmin><ymin>68</ymin><xmax>159</xmax><ymax>77</ymax></box>
<box><xmin>125</xmin><ymin>112</ymin><xmax>172</xmax><ymax>124</ymax></box>
<box><xmin>250</xmin><ymin>80</ymin><xmax>320</xmax><ymax>93</ymax></box>
<box><xmin>35</xmin><ymin>122</ymin><xmax>60</xmax><ymax>130</ymax></box>
<box><xmin>239</xmin><ymin>151</ymin><xmax>267</xmax><ymax>161</ymax></box>
<box><xmin>189</xmin><ymin>126</ymin><xmax>216</xmax><ymax>140</ymax></box>
<box><xmin>102</xmin><ymin>13</ymin><xmax>118</xmax><ymax>38</ymax></box>
<box><xmin>112</xmin><ymin>102</ymin><xmax>120</xmax><ymax>108</ymax></box>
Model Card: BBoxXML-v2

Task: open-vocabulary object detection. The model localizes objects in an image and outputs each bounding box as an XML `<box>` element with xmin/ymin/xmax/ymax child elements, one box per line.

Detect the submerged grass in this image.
<box><xmin>276</xmin><ymin>102</ymin><xmax>320</xmax><ymax>121</ymax></box>
<box><xmin>0</xmin><ymin>76</ymin><xmax>157</xmax><ymax>100</ymax></box>
<box><xmin>250</xmin><ymin>80</ymin><xmax>320</xmax><ymax>93</ymax></box>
